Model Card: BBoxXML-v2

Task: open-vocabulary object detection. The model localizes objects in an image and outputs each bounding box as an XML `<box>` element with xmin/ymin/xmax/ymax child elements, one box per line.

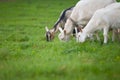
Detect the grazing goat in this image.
<box><xmin>45</xmin><ymin>7</ymin><xmax>74</xmax><ymax>41</ymax></box>
<box><xmin>58</xmin><ymin>0</ymin><xmax>116</xmax><ymax>41</ymax></box>
<box><xmin>76</xmin><ymin>3</ymin><xmax>120</xmax><ymax>43</ymax></box>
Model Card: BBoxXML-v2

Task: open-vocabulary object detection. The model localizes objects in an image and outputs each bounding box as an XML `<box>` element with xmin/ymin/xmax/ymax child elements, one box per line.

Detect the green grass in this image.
<box><xmin>0</xmin><ymin>0</ymin><xmax>120</xmax><ymax>80</ymax></box>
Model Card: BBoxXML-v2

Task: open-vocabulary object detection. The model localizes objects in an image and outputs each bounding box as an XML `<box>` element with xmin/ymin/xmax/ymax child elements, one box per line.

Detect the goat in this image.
<box><xmin>76</xmin><ymin>3</ymin><xmax>120</xmax><ymax>43</ymax></box>
<box><xmin>58</xmin><ymin>0</ymin><xmax>116</xmax><ymax>41</ymax></box>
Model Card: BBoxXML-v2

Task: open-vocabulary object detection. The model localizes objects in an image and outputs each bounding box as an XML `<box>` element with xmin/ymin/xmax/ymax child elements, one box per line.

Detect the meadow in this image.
<box><xmin>0</xmin><ymin>0</ymin><xmax>120</xmax><ymax>80</ymax></box>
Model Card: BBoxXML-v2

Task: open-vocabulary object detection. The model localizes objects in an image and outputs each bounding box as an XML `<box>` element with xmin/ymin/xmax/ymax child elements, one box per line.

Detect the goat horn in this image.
<box><xmin>58</xmin><ymin>27</ymin><xmax>63</xmax><ymax>33</ymax></box>
<box><xmin>45</xmin><ymin>26</ymin><xmax>49</xmax><ymax>32</ymax></box>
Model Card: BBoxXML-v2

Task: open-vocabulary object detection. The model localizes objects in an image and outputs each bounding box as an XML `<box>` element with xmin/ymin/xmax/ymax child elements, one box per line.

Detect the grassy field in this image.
<box><xmin>0</xmin><ymin>0</ymin><xmax>120</xmax><ymax>80</ymax></box>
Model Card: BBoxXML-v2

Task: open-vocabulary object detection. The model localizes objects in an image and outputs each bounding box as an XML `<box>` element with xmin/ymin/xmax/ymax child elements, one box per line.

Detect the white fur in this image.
<box><xmin>77</xmin><ymin>3</ymin><xmax>120</xmax><ymax>43</ymax></box>
<box><xmin>58</xmin><ymin>0</ymin><xmax>116</xmax><ymax>41</ymax></box>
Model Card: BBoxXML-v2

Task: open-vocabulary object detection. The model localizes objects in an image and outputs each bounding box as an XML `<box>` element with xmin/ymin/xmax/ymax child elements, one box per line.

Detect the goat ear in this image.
<box><xmin>78</xmin><ymin>26</ymin><xmax>83</xmax><ymax>32</ymax></box>
<box><xmin>58</xmin><ymin>27</ymin><xmax>63</xmax><ymax>33</ymax></box>
<box><xmin>45</xmin><ymin>26</ymin><xmax>49</xmax><ymax>32</ymax></box>
<box><xmin>64</xmin><ymin>30</ymin><xmax>66</xmax><ymax>35</ymax></box>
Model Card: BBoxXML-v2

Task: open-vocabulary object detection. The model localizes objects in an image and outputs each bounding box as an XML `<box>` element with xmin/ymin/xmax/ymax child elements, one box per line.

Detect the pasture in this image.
<box><xmin>0</xmin><ymin>0</ymin><xmax>120</xmax><ymax>80</ymax></box>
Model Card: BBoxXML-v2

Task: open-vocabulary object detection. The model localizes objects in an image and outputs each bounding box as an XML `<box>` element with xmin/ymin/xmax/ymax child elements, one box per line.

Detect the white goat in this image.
<box><xmin>76</xmin><ymin>3</ymin><xmax>120</xmax><ymax>43</ymax></box>
<box><xmin>58</xmin><ymin>0</ymin><xmax>116</xmax><ymax>41</ymax></box>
